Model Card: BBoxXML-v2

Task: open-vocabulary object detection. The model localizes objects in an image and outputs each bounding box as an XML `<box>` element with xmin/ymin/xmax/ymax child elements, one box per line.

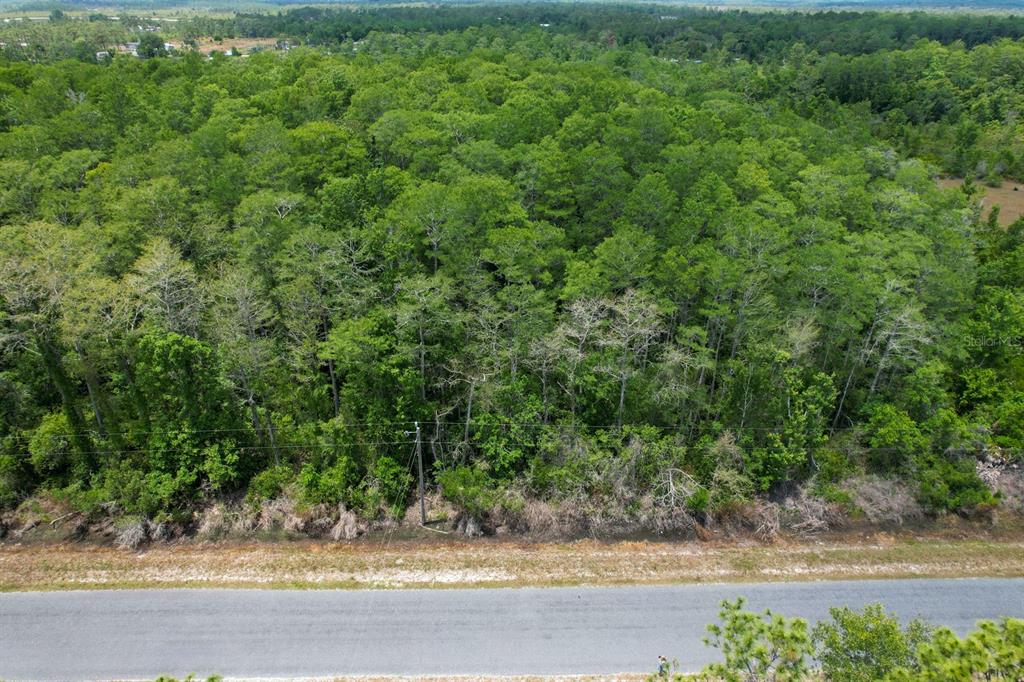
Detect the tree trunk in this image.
<box><xmin>617</xmin><ymin>373</ymin><xmax>627</xmax><ymax>431</ymax></box>
<box><xmin>264</xmin><ymin>409</ymin><xmax>280</xmax><ymax>467</ymax></box>
<box><xmin>327</xmin><ymin>357</ymin><xmax>340</xmax><ymax>417</ymax></box>
<box><xmin>464</xmin><ymin>381</ymin><xmax>475</xmax><ymax>444</ymax></box>
<box><xmin>38</xmin><ymin>337</ymin><xmax>92</xmax><ymax>461</ymax></box>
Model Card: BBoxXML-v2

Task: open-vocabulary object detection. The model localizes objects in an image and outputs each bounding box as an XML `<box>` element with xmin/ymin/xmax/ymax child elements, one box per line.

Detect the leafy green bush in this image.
<box><xmin>915</xmin><ymin>456</ymin><xmax>996</xmax><ymax>514</ymax></box>
<box><xmin>685</xmin><ymin>487</ymin><xmax>710</xmax><ymax>514</ymax></box>
<box><xmin>27</xmin><ymin>412</ymin><xmax>74</xmax><ymax>485</ymax></box>
<box><xmin>369</xmin><ymin>455</ymin><xmax>413</xmax><ymax>517</ymax></box>
<box><xmin>0</xmin><ymin>452</ymin><xmax>27</xmax><ymax>510</ymax></box>
<box><xmin>436</xmin><ymin>465</ymin><xmax>496</xmax><ymax>518</ymax></box>
<box><xmin>246</xmin><ymin>465</ymin><xmax>294</xmax><ymax>505</ymax></box>
<box><xmin>700</xmin><ymin>597</ymin><xmax>813</xmax><ymax>682</ymax></box>
<box><xmin>815</xmin><ymin>446</ymin><xmax>859</xmax><ymax>486</ymax></box>
<box><xmin>298</xmin><ymin>456</ymin><xmax>356</xmax><ymax>507</ymax></box>
<box><xmin>864</xmin><ymin>405</ymin><xmax>928</xmax><ymax>473</ymax></box>
<box><xmin>813</xmin><ymin>603</ymin><xmax>932</xmax><ymax>681</ymax></box>
<box><xmin>100</xmin><ymin>462</ymin><xmax>194</xmax><ymax>518</ymax></box>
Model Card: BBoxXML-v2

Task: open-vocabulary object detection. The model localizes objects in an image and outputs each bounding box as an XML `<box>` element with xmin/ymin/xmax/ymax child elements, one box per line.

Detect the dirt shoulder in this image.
<box><xmin>3</xmin><ymin>529</ymin><xmax>1024</xmax><ymax>592</ymax></box>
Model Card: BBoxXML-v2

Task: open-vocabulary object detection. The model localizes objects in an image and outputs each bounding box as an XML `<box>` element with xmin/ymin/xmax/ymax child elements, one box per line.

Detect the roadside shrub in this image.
<box><xmin>708</xmin><ymin>467</ymin><xmax>755</xmax><ymax>514</ymax></box>
<box><xmin>27</xmin><ymin>412</ymin><xmax>73</xmax><ymax>484</ymax></box>
<box><xmin>915</xmin><ymin>456</ymin><xmax>996</xmax><ymax>514</ymax></box>
<box><xmin>887</xmin><ymin>618</ymin><xmax>1024</xmax><ymax>681</ymax></box>
<box><xmin>367</xmin><ymin>455</ymin><xmax>413</xmax><ymax>517</ymax></box>
<box><xmin>201</xmin><ymin>442</ymin><xmax>242</xmax><ymax>492</ymax></box>
<box><xmin>813</xmin><ymin>603</ymin><xmax>932</xmax><ymax>681</ymax></box>
<box><xmin>436</xmin><ymin>465</ymin><xmax>496</xmax><ymax>518</ymax></box>
<box><xmin>864</xmin><ymin>404</ymin><xmax>928</xmax><ymax>473</ymax></box>
<box><xmin>114</xmin><ymin>516</ymin><xmax>148</xmax><ymax>550</ymax></box>
<box><xmin>685</xmin><ymin>487</ymin><xmax>710</xmax><ymax>514</ymax></box>
<box><xmin>0</xmin><ymin>452</ymin><xmax>27</xmax><ymax>510</ymax></box>
<box><xmin>815</xmin><ymin>446</ymin><xmax>859</xmax><ymax>486</ymax></box>
<box><xmin>246</xmin><ymin>465</ymin><xmax>294</xmax><ymax>505</ymax></box>
<box><xmin>700</xmin><ymin>597</ymin><xmax>813</xmax><ymax>682</ymax></box>
<box><xmin>100</xmin><ymin>462</ymin><xmax>194</xmax><ymax>518</ymax></box>
<box><xmin>781</xmin><ymin>486</ymin><xmax>845</xmax><ymax>535</ymax></box>
<box><xmin>298</xmin><ymin>456</ymin><xmax>356</xmax><ymax>507</ymax></box>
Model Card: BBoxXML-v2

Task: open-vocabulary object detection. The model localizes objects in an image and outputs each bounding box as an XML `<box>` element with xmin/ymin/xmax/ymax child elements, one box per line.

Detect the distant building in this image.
<box><xmin>96</xmin><ymin>51</ymin><xmax>110</xmax><ymax>61</ymax></box>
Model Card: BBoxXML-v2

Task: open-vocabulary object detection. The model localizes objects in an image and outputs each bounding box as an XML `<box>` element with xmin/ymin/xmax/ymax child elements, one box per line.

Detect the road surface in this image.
<box><xmin>2</xmin><ymin>578</ymin><xmax>1022</xmax><ymax>680</ymax></box>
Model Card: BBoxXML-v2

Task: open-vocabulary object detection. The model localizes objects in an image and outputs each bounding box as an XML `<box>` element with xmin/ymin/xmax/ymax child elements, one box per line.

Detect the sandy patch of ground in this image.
<box><xmin>938</xmin><ymin>177</ymin><xmax>1024</xmax><ymax>226</ymax></box>
<box><xmin>2</xmin><ymin>534</ymin><xmax>1023</xmax><ymax>592</ymax></box>
<box><xmin>187</xmin><ymin>36</ymin><xmax>282</xmax><ymax>55</ymax></box>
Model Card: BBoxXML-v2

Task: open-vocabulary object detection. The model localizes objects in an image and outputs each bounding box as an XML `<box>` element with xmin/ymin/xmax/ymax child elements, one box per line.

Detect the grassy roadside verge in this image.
<box><xmin>3</xmin><ymin>532</ymin><xmax>1024</xmax><ymax>592</ymax></box>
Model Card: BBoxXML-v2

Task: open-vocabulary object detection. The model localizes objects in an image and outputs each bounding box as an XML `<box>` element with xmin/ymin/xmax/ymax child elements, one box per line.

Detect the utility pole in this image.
<box><xmin>415</xmin><ymin>421</ymin><xmax>426</xmax><ymax>525</ymax></box>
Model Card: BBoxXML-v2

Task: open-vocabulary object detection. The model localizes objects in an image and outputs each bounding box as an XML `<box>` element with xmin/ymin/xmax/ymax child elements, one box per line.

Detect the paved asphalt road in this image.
<box><xmin>1</xmin><ymin>578</ymin><xmax>1022</xmax><ymax>680</ymax></box>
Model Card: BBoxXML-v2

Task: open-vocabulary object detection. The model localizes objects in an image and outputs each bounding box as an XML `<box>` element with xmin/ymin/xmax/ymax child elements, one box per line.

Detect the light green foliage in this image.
<box><xmin>27</xmin><ymin>412</ymin><xmax>74</xmax><ymax>485</ymax></box>
<box><xmin>864</xmin><ymin>405</ymin><xmax>928</xmax><ymax>473</ymax></box>
<box><xmin>813</xmin><ymin>604</ymin><xmax>932</xmax><ymax>681</ymax></box>
<box><xmin>682</xmin><ymin>599</ymin><xmax>1023</xmax><ymax>682</ymax></box>
<box><xmin>700</xmin><ymin>597</ymin><xmax>813</xmax><ymax>682</ymax></box>
<box><xmin>887</xmin><ymin>619</ymin><xmax>1024</xmax><ymax>681</ymax></box>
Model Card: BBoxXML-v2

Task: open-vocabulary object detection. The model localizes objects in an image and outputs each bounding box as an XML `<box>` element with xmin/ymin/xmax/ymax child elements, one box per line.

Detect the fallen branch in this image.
<box><xmin>49</xmin><ymin>511</ymin><xmax>80</xmax><ymax>528</ymax></box>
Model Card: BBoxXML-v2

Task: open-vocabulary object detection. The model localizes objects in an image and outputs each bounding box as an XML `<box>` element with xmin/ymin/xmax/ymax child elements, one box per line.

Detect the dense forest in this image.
<box><xmin>1</xmin><ymin>3</ymin><xmax>1023</xmax><ymax>541</ymax></box>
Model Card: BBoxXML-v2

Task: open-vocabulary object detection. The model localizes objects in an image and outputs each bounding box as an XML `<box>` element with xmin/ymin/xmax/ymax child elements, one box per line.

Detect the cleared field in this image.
<box><xmin>939</xmin><ymin>176</ymin><xmax>1024</xmax><ymax>226</ymax></box>
<box><xmin>188</xmin><ymin>36</ymin><xmax>282</xmax><ymax>54</ymax></box>
<box><xmin>2</xmin><ymin>533</ymin><xmax>1024</xmax><ymax>591</ymax></box>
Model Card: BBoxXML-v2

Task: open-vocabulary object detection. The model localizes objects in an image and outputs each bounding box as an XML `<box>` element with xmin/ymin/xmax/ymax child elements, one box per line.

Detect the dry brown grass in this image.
<box><xmin>2</xmin><ymin>531</ymin><xmax>1024</xmax><ymax>592</ymax></box>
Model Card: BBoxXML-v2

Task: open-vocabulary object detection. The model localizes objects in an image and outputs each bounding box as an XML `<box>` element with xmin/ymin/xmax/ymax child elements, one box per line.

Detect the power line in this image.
<box><xmin>42</xmin><ymin>421</ymin><xmax>422</xmax><ymax>440</ymax></box>
<box><xmin>41</xmin><ymin>419</ymin><xmax>955</xmax><ymax>440</ymax></box>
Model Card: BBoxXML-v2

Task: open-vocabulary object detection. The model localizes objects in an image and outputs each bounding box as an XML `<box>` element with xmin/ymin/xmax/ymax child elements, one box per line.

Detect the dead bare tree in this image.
<box><xmin>597</xmin><ymin>290</ymin><xmax>663</xmax><ymax>430</ymax></box>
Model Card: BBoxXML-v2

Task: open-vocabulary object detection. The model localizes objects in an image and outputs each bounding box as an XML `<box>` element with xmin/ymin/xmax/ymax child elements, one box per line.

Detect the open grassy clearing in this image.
<box><xmin>3</xmin><ymin>532</ymin><xmax>1023</xmax><ymax>592</ymax></box>
<box><xmin>938</xmin><ymin>176</ymin><xmax>1024</xmax><ymax>225</ymax></box>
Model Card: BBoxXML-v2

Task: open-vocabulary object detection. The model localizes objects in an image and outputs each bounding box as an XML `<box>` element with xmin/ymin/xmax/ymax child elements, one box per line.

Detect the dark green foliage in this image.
<box><xmin>916</xmin><ymin>456</ymin><xmax>997</xmax><ymax>514</ymax></box>
<box><xmin>136</xmin><ymin>34</ymin><xmax>166</xmax><ymax>59</ymax></box>
<box><xmin>246</xmin><ymin>465</ymin><xmax>294</xmax><ymax>505</ymax></box>
<box><xmin>369</xmin><ymin>456</ymin><xmax>414</xmax><ymax>517</ymax></box>
<box><xmin>298</xmin><ymin>457</ymin><xmax>357</xmax><ymax>508</ymax></box>
<box><xmin>0</xmin><ymin>452</ymin><xmax>27</xmax><ymax>510</ymax></box>
<box><xmin>436</xmin><ymin>466</ymin><xmax>496</xmax><ymax>519</ymax></box>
